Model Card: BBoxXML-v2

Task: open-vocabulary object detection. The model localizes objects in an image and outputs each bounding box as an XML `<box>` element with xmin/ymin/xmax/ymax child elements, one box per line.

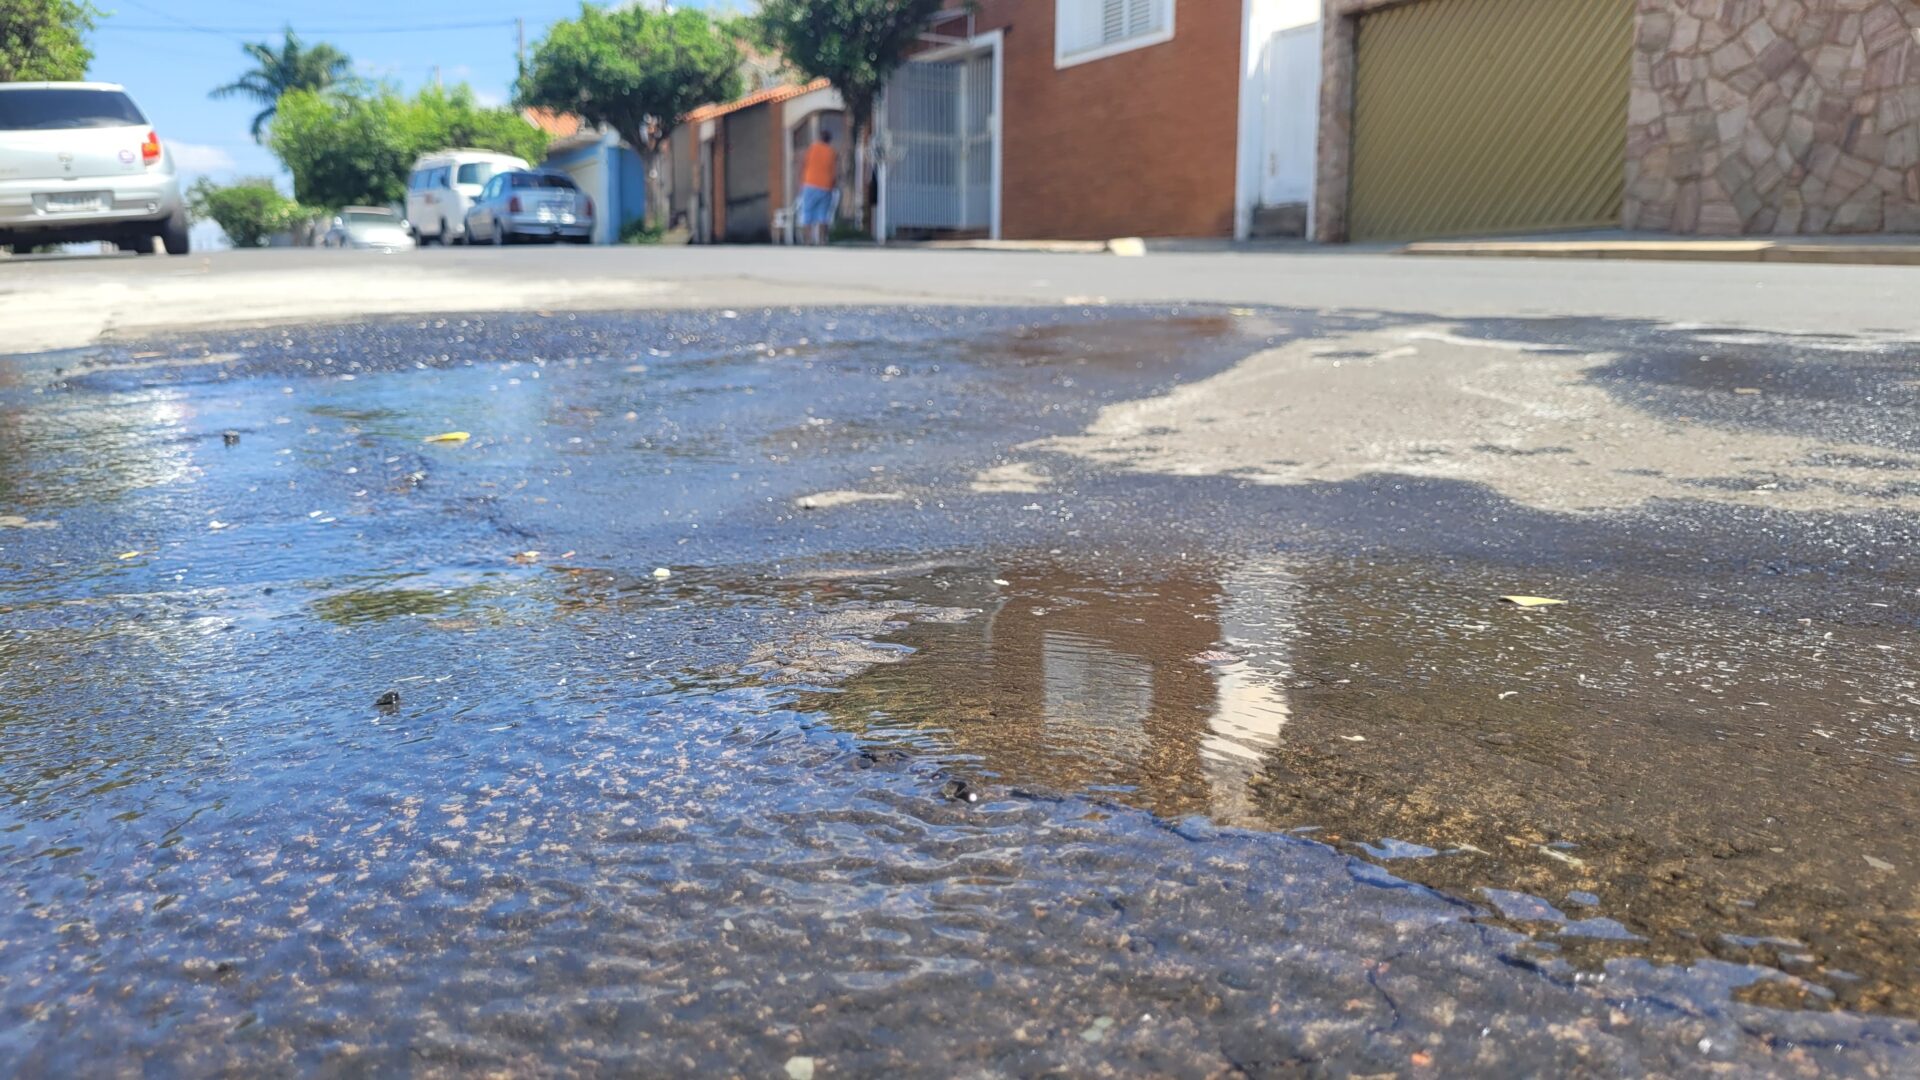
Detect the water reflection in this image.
<box><xmin>810</xmin><ymin>562</ymin><xmax>1298</xmax><ymax>827</ymax></box>
<box><xmin>810</xmin><ymin>553</ymin><xmax>1920</xmax><ymax>1017</ymax></box>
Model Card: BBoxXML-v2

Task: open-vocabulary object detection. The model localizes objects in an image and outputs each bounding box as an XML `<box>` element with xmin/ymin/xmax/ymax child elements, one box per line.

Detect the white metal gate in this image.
<box><xmin>883</xmin><ymin>48</ymin><xmax>995</xmax><ymax>235</ymax></box>
<box><xmin>1260</xmin><ymin>22</ymin><xmax>1320</xmax><ymax>207</ymax></box>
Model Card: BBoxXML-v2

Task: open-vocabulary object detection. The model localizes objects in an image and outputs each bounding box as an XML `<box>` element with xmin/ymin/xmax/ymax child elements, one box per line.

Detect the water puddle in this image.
<box><xmin>3</xmin><ymin>306</ymin><xmax>1917</xmax><ymax>1073</ymax></box>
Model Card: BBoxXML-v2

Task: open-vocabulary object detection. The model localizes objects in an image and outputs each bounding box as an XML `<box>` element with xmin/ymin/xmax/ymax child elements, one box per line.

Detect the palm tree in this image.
<box><xmin>210</xmin><ymin>29</ymin><xmax>358</xmax><ymax>142</ymax></box>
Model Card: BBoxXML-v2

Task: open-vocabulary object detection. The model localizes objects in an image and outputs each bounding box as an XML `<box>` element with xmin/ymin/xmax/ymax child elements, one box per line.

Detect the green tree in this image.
<box><xmin>0</xmin><ymin>0</ymin><xmax>97</xmax><ymax>81</ymax></box>
<box><xmin>269</xmin><ymin>85</ymin><xmax>548</xmax><ymax>210</ymax></box>
<box><xmin>516</xmin><ymin>4</ymin><xmax>741</xmax><ymax>229</ymax></box>
<box><xmin>187</xmin><ymin>177</ymin><xmax>304</xmax><ymax>248</ymax></box>
<box><xmin>756</xmin><ymin>0</ymin><xmax>951</xmax><ymax>233</ymax></box>
<box><xmin>211</xmin><ymin>29</ymin><xmax>358</xmax><ymax>142</ymax></box>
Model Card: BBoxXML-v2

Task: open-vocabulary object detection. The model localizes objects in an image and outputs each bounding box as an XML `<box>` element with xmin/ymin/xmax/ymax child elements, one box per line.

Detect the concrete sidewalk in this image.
<box><xmin>1403</xmin><ymin>235</ymin><xmax>1920</xmax><ymax>266</ymax></box>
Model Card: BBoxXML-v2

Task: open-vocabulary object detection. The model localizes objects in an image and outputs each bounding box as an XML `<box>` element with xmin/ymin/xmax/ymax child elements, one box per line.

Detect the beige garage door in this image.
<box><xmin>1348</xmin><ymin>0</ymin><xmax>1631</xmax><ymax>242</ymax></box>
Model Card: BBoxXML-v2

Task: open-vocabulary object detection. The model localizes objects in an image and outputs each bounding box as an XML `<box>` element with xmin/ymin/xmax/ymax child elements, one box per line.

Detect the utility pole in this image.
<box><xmin>431</xmin><ymin>65</ymin><xmax>442</xmax><ymax>91</ymax></box>
<box><xmin>516</xmin><ymin>18</ymin><xmax>526</xmax><ymax>76</ymax></box>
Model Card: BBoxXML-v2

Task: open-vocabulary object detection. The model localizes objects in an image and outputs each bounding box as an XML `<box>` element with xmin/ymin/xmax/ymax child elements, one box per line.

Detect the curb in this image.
<box><xmin>1401</xmin><ymin>240</ymin><xmax>1920</xmax><ymax>267</ymax></box>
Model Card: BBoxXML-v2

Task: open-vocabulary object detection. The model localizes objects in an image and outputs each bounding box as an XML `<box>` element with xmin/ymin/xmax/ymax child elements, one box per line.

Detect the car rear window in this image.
<box><xmin>344</xmin><ymin>211</ymin><xmax>396</xmax><ymax>224</ymax></box>
<box><xmin>0</xmin><ymin>89</ymin><xmax>147</xmax><ymax>131</ymax></box>
<box><xmin>509</xmin><ymin>173</ymin><xmax>578</xmax><ymax>189</ymax></box>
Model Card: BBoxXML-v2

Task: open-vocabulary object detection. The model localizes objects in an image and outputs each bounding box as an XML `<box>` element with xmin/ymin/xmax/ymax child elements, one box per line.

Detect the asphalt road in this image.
<box><xmin>7</xmin><ymin>244</ymin><xmax>1920</xmax><ymax>352</ymax></box>
<box><xmin>2</xmin><ymin>250</ymin><xmax>1919</xmax><ymax>1075</ymax></box>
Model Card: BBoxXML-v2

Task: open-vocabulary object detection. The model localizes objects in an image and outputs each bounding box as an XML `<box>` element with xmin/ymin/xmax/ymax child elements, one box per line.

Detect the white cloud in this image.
<box><xmin>168</xmin><ymin>141</ymin><xmax>236</xmax><ymax>174</ymax></box>
<box><xmin>473</xmin><ymin>87</ymin><xmax>508</xmax><ymax>109</ymax></box>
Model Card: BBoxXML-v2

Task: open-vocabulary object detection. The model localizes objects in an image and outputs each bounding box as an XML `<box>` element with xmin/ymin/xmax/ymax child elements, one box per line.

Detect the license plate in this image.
<box><xmin>45</xmin><ymin>192</ymin><xmax>107</xmax><ymax>213</ymax></box>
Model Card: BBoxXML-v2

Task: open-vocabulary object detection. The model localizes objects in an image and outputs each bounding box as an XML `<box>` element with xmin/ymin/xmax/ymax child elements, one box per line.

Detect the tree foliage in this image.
<box><xmin>187</xmin><ymin>178</ymin><xmax>305</xmax><ymax>248</ymax></box>
<box><xmin>516</xmin><ymin>4</ymin><xmax>742</xmax><ymax>226</ymax></box>
<box><xmin>0</xmin><ymin>0</ymin><xmax>97</xmax><ymax>82</ymax></box>
<box><xmin>517</xmin><ymin>4</ymin><xmax>741</xmax><ymax>154</ymax></box>
<box><xmin>211</xmin><ymin>30</ymin><xmax>359</xmax><ymax>142</ymax></box>
<box><xmin>268</xmin><ymin>85</ymin><xmax>549</xmax><ymax>211</ymax></box>
<box><xmin>756</xmin><ymin>0</ymin><xmax>952</xmax><ymax>230</ymax></box>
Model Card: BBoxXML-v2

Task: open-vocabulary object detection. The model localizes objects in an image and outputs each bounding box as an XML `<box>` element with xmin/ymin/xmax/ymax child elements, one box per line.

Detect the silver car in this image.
<box><xmin>0</xmin><ymin>81</ymin><xmax>187</xmax><ymax>255</ymax></box>
<box><xmin>464</xmin><ymin>170</ymin><xmax>593</xmax><ymax>245</ymax></box>
<box><xmin>319</xmin><ymin>207</ymin><xmax>417</xmax><ymax>252</ymax></box>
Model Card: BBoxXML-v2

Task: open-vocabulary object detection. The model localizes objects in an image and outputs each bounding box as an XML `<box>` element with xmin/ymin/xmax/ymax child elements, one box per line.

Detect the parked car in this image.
<box><xmin>0</xmin><ymin>81</ymin><xmax>188</xmax><ymax>255</ymax></box>
<box><xmin>405</xmin><ymin>149</ymin><xmax>529</xmax><ymax>245</ymax></box>
<box><xmin>319</xmin><ymin>207</ymin><xmax>416</xmax><ymax>252</ymax></box>
<box><xmin>464</xmin><ymin>170</ymin><xmax>594</xmax><ymax>246</ymax></box>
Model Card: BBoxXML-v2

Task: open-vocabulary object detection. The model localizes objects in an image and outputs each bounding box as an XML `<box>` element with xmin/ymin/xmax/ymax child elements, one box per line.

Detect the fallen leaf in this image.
<box><xmin>117</xmin><ymin>550</ymin><xmax>141</xmax><ymax>560</ymax></box>
<box><xmin>1733</xmin><ymin>387</ymin><xmax>1762</xmax><ymax>395</ymax></box>
<box><xmin>652</xmin><ymin>567</ymin><xmax>672</xmax><ymax>580</ymax></box>
<box><xmin>1865</xmin><ymin>855</ymin><xmax>1895</xmax><ymax>872</ymax></box>
<box><xmin>1500</xmin><ymin>595</ymin><xmax>1566</xmax><ymax>607</ymax></box>
<box><xmin>512</xmin><ymin>551</ymin><xmax>541</xmax><ymax>564</ymax></box>
<box><xmin>424</xmin><ymin>431</ymin><xmax>471</xmax><ymax>444</ymax></box>
<box><xmin>1412</xmin><ymin>1052</ymin><xmax>1434</xmax><ymax>1067</ymax></box>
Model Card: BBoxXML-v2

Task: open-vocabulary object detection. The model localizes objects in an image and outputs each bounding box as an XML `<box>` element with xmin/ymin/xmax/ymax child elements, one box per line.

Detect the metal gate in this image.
<box><xmin>883</xmin><ymin>50</ymin><xmax>994</xmax><ymax>235</ymax></box>
<box><xmin>1348</xmin><ymin>0</ymin><xmax>1630</xmax><ymax>241</ymax></box>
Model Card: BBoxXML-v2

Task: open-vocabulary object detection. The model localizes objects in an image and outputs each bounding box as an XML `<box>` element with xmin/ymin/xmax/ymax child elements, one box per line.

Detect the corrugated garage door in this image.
<box><xmin>1348</xmin><ymin>0</ymin><xmax>1630</xmax><ymax>242</ymax></box>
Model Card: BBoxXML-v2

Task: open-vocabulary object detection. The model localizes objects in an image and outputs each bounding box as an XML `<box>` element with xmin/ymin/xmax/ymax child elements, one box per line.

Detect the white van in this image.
<box><xmin>405</xmin><ymin>149</ymin><xmax>530</xmax><ymax>244</ymax></box>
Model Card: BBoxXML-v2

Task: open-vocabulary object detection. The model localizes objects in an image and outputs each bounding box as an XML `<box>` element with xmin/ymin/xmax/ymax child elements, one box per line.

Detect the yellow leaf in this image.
<box><xmin>117</xmin><ymin>550</ymin><xmax>140</xmax><ymax>560</ymax></box>
<box><xmin>1500</xmin><ymin>595</ymin><xmax>1566</xmax><ymax>607</ymax></box>
<box><xmin>424</xmin><ymin>431</ymin><xmax>471</xmax><ymax>444</ymax></box>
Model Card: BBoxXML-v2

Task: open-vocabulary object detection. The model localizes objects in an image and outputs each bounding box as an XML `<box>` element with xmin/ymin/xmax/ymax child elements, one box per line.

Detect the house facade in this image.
<box><xmin>1314</xmin><ymin>0</ymin><xmax>1920</xmax><ymax>241</ymax></box>
<box><xmin>876</xmin><ymin>0</ymin><xmax>1323</xmax><ymax>242</ymax></box>
<box><xmin>680</xmin><ymin>80</ymin><xmax>849</xmax><ymax>244</ymax></box>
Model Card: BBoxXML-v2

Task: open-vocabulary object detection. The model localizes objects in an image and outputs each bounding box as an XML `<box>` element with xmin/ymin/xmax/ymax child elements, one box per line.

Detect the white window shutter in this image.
<box><xmin>1127</xmin><ymin>0</ymin><xmax>1154</xmax><ymax>37</ymax></box>
<box><xmin>1101</xmin><ymin>0</ymin><xmax>1125</xmax><ymax>43</ymax></box>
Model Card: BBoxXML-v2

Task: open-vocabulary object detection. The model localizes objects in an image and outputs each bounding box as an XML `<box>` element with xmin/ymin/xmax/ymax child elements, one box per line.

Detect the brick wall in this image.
<box><xmin>1628</xmin><ymin>0</ymin><xmax>1920</xmax><ymax>234</ymax></box>
<box><xmin>974</xmin><ymin>0</ymin><xmax>1242</xmax><ymax>239</ymax></box>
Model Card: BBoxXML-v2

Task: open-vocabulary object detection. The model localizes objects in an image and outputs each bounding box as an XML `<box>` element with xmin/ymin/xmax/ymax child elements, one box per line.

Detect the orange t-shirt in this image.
<box><xmin>802</xmin><ymin>142</ymin><xmax>837</xmax><ymax>189</ymax></box>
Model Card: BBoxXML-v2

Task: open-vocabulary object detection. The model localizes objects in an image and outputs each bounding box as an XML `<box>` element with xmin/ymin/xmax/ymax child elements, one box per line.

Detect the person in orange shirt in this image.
<box><xmin>796</xmin><ymin>130</ymin><xmax>838</xmax><ymax>246</ymax></box>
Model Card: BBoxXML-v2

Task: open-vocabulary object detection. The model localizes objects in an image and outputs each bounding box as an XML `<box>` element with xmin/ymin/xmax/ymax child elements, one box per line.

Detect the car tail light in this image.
<box><xmin>509</xmin><ymin>196</ymin><xmax>522</xmax><ymax>213</ymax></box>
<box><xmin>584</xmin><ymin>197</ymin><xmax>594</xmax><ymax>218</ymax></box>
<box><xmin>141</xmin><ymin>131</ymin><xmax>161</xmax><ymax>166</ymax></box>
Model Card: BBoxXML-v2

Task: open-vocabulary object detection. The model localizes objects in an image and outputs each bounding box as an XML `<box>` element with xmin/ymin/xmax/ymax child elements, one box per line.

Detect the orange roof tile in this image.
<box><xmin>685</xmin><ymin>78</ymin><xmax>832</xmax><ymax>124</ymax></box>
<box><xmin>521</xmin><ymin>107</ymin><xmax>583</xmax><ymax>139</ymax></box>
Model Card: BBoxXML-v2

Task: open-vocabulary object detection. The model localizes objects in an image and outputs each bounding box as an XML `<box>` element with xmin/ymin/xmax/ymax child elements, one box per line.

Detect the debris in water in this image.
<box><xmin>1191</xmin><ymin>650</ymin><xmax>1242</xmax><ymax>666</ymax></box>
<box><xmin>1500</xmin><ymin>595</ymin><xmax>1566</xmax><ymax>607</ymax></box>
<box><xmin>783</xmin><ymin>1057</ymin><xmax>815</xmax><ymax>1080</ymax></box>
<box><xmin>423</xmin><ymin>431</ymin><xmax>471</xmax><ymax>444</ymax></box>
<box><xmin>374</xmin><ymin>690</ymin><xmax>401</xmax><ymax>711</ymax></box>
<box><xmin>1340</xmin><ymin>735</ymin><xmax>1367</xmax><ymax>742</ymax></box>
<box><xmin>1733</xmin><ymin>387</ymin><xmax>1763</xmax><ymax>395</ymax></box>
<box><xmin>513</xmin><ymin>551</ymin><xmax>541</xmax><ymax>564</ymax></box>
<box><xmin>222</xmin><ymin>430</ymin><xmax>240</xmax><ymax>446</ymax></box>
<box><xmin>1080</xmin><ymin>1016</ymin><xmax>1116</xmax><ymax>1043</ymax></box>
<box><xmin>1865</xmin><ymin>855</ymin><xmax>1895</xmax><ymax>872</ymax></box>
<box><xmin>940</xmin><ymin>779</ymin><xmax>978</xmax><ymax>803</ymax></box>
<box><xmin>208</xmin><ymin>520</ymin><xmax>228</xmax><ymax>530</ymax></box>
<box><xmin>117</xmin><ymin>550</ymin><xmax>140</xmax><ymax>560</ymax></box>
<box><xmin>652</xmin><ymin>567</ymin><xmax>672</xmax><ymax>580</ymax></box>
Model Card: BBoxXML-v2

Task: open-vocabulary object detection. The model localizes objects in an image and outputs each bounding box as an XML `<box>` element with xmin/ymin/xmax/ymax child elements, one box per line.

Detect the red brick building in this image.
<box><xmin>875</xmin><ymin>0</ymin><xmax>1324</xmax><ymax>242</ymax></box>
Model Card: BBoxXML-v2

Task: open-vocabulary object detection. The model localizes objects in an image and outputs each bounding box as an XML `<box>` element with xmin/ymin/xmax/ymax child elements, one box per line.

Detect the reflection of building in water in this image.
<box><xmin>816</xmin><ymin>559</ymin><xmax>1297</xmax><ymax>826</ymax></box>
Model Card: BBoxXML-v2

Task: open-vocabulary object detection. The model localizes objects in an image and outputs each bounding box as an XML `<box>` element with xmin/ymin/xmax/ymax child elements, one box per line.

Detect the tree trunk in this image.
<box><xmin>642</xmin><ymin>145</ymin><xmax>667</xmax><ymax>233</ymax></box>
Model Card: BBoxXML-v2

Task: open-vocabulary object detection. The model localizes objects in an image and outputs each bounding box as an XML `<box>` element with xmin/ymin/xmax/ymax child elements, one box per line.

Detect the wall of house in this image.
<box><xmin>1628</xmin><ymin>0</ymin><xmax>1920</xmax><ymax>234</ymax></box>
<box><xmin>972</xmin><ymin>0</ymin><xmax>1242</xmax><ymax>239</ymax></box>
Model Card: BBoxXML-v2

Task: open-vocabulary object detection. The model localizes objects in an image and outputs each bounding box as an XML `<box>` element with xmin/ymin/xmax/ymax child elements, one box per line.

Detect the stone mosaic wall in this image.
<box><xmin>1628</xmin><ymin>0</ymin><xmax>1920</xmax><ymax>234</ymax></box>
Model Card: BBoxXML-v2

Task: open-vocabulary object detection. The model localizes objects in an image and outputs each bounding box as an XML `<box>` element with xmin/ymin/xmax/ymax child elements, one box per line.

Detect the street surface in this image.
<box><xmin>3</xmin><ymin>248</ymin><xmax>1919</xmax><ymax>1075</ymax></box>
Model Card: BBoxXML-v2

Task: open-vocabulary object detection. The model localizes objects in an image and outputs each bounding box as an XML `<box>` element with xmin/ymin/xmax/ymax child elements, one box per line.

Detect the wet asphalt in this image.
<box><xmin>2</xmin><ymin>298</ymin><xmax>1919</xmax><ymax>1076</ymax></box>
